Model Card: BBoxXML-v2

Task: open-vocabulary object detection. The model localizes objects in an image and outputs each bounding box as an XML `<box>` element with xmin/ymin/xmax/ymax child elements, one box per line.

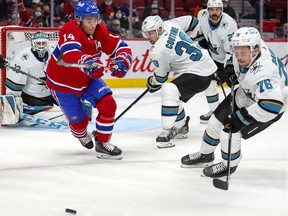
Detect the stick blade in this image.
<box><xmin>213</xmin><ymin>178</ymin><xmax>229</xmax><ymax>190</ymax></box>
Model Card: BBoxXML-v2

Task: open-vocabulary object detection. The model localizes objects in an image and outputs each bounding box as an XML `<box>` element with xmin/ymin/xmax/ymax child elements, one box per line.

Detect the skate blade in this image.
<box><xmin>157</xmin><ymin>141</ymin><xmax>175</xmax><ymax>148</ymax></box>
<box><xmin>96</xmin><ymin>152</ymin><xmax>123</xmax><ymax>160</ymax></box>
<box><xmin>181</xmin><ymin>161</ymin><xmax>213</xmax><ymax>168</ymax></box>
<box><xmin>174</xmin><ymin>134</ymin><xmax>188</xmax><ymax>139</ymax></box>
<box><xmin>200</xmin><ymin>120</ymin><xmax>209</xmax><ymax>124</ymax></box>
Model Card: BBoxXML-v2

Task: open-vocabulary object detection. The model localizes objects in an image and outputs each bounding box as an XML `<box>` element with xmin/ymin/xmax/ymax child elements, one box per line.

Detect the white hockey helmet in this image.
<box><xmin>31</xmin><ymin>31</ymin><xmax>49</xmax><ymax>58</ymax></box>
<box><xmin>232</xmin><ymin>27</ymin><xmax>261</xmax><ymax>51</ymax></box>
<box><xmin>207</xmin><ymin>0</ymin><xmax>223</xmax><ymax>10</ymax></box>
<box><xmin>141</xmin><ymin>15</ymin><xmax>164</xmax><ymax>38</ymax></box>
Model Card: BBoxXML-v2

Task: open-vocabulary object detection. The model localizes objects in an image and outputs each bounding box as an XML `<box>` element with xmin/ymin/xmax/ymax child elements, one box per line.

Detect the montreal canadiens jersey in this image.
<box><xmin>46</xmin><ymin>20</ymin><xmax>132</xmax><ymax>95</ymax></box>
<box><xmin>149</xmin><ymin>20</ymin><xmax>217</xmax><ymax>84</ymax></box>
<box><xmin>5</xmin><ymin>45</ymin><xmax>54</xmax><ymax>98</ymax></box>
<box><xmin>197</xmin><ymin>9</ymin><xmax>237</xmax><ymax>64</ymax></box>
<box><xmin>234</xmin><ymin>40</ymin><xmax>288</xmax><ymax>123</ymax></box>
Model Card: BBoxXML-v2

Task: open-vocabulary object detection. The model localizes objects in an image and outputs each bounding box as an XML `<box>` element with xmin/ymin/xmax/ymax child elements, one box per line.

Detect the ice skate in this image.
<box><xmin>181</xmin><ymin>151</ymin><xmax>214</xmax><ymax>168</ymax></box>
<box><xmin>96</xmin><ymin>140</ymin><xmax>123</xmax><ymax>160</ymax></box>
<box><xmin>174</xmin><ymin>116</ymin><xmax>190</xmax><ymax>139</ymax></box>
<box><xmin>156</xmin><ymin>116</ymin><xmax>190</xmax><ymax>148</ymax></box>
<box><xmin>78</xmin><ymin>134</ymin><xmax>94</xmax><ymax>149</ymax></box>
<box><xmin>203</xmin><ymin>162</ymin><xmax>237</xmax><ymax>178</ymax></box>
<box><xmin>200</xmin><ymin>111</ymin><xmax>213</xmax><ymax>124</ymax></box>
<box><xmin>156</xmin><ymin>128</ymin><xmax>177</xmax><ymax>148</ymax></box>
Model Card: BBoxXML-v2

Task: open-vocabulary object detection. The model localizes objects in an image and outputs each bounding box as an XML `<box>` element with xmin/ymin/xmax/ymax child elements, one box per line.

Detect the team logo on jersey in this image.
<box><xmin>250</xmin><ymin>62</ymin><xmax>262</xmax><ymax>75</ymax></box>
<box><xmin>221</xmin><ymin>21</ymin><xmax>228</xmax><ymax>29</ymax></box>
<box><xmin>20</xmin><ymin>54</ymin><xmax>29</xmax><ymax>61</ymax></box>
<box><xmin>152</xmin><ymin>60</ymin><xmax>159</xmax><ymax>67</ymax></box>
<box><xmin>202</xmin><ymin>11</ymin><xmax>208</xmax><ymax>17</ymax></box>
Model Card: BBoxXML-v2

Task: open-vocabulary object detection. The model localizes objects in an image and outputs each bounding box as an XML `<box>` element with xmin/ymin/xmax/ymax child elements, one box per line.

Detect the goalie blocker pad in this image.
<box><xmin>0</xmin><ymin>95</ymin><xmax>23</xmax><ymax>124</ymax></box>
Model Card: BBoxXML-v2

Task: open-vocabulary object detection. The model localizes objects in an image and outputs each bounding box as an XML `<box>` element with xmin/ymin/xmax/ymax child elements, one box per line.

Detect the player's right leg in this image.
<box><xmin>181</xmin><ymin>115</ymin><xmax>222</xmax><ymax>167</ymax></box>
<box><xmin>51</xmin><ymin>90</ymin><xmax>94</xmax><ymax>149</ymax></box>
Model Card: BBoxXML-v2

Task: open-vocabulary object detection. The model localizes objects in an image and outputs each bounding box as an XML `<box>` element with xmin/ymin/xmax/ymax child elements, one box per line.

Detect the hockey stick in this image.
<box><xmin>0</xmin><ymin>55</ymin><xmax>47</xmax><ymax>85</ymax></box>
<box><xmin>57</xmin><ymin>60</ymin><xmax>117</xmax><ymax>71</ymax></box>
<box><xmin>213</xmin><ymin>82</ymin><xmax>235</xmax><ymax>190</ymax></box>
<box><xmin>220</xmin><ymin>84</ymin><xmax>227</xmax><ymax>97</ymax></box>
<box><xmin>114</xmin><ymin>88</ymin><xmax>149</xmax><ymax>122</ymax></box>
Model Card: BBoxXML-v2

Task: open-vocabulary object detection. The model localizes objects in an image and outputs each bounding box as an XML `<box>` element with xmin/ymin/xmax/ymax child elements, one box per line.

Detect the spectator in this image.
<box><xmin>32</xmin><ymin>6</ymin><xmax>46</xmax><ymax>26</ymax></box>
<box><xmin>18</xmin><ymin>2</ymin><xmax>33</xmax><ymax>27</ymax></box>
<box><xmin>63</xmin><ymin>0</ymin><xmax>77</xmax><ymax>21</ymax></box>
<box><xmin>109</xmin><ymin>19</ymin><xmax>128</xmax><ymax>38</ymax></box>
<box><xmin>193</xmin><ymin>0</ymin><xmax>207</xmax><ymax>17</ymax></box>
<box><xmin>0</xmin><ymin>0</ymin><xmax>14</xmax><ymax>22</ymax></box>
<box><xmin>222</xmin><ymin>0</ymin><xmax>237</xmax><ymax>21</ymax></box>
<box><xmin>113</xmin><ymin>9</ymin><xmax>129</xmax><ymax>30</ymax></box>
<box><xmin>119</xmin><ymin>0</ymin><xmax>131</xmax><ymax>17</ymax></box>
<box><xmin>98</xmin><ymin>0</ymin><xmax>118</xmax><ymax>24</ymax></box>
<box><xmin>131</xmin><ymin>8</ymin><xmax>143</xmax><ymax>37</ymax></box>
<box><xmin>42</xmin><ymin>4</ymin><xmax>51</xmax><ymax>27</ymax></box>
<box><xmin>142</xmin><ymin>0</ymin><xmax>162</xmax><ymax>21</ymax></box>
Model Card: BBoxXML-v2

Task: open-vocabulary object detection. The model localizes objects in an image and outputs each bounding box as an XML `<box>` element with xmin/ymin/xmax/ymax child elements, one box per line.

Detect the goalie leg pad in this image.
<box><xmin>0</xmin><ymin>95</ymin><xmax>23</xmax><ymax>124</ymax></box>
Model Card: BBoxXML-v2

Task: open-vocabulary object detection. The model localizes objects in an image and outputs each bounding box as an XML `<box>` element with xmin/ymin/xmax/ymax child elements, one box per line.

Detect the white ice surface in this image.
<box><xmin>0</xmin><ymin>88</ymin><xmax>287</xmax><ymax>216</ymax></box>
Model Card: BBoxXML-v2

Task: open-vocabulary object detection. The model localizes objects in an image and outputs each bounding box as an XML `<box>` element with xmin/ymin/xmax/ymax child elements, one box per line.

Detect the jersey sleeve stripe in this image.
<box><xmin>5</xmin><ymin>79</ymin><xmax>24</xmax><ymax>91</ymax></box>
<box><xmin>258</xmin><ymin>99</ymin><xmax>283</xmax><ymax>114</ymax></box>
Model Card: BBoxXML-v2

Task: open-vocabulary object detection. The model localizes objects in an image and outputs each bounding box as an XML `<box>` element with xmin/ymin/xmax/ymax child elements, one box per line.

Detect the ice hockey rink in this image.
<box><xmin>0</xmin><ymin>87</ymin><xmax>287</xmax><ymax>216</ymax></box>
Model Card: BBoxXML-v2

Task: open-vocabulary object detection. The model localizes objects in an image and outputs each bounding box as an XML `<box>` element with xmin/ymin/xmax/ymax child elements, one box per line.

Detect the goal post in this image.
<box><xmin>0</xmin><ymin>26</ymin><xmax>60</xmax><ymax>95</ymax></box>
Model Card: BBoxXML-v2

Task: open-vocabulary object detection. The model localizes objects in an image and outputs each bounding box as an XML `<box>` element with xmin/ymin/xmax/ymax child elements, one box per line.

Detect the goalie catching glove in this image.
<box><xmin>110</xmin><ymin>53</ymin><xmax>132</xmax><ymax>78</ymax></box>
<box><xmin>147</xmin><ymin>76</ymin><xmax>161</xmax><ymax>93</ymax></box>
<box><xmin>83</xmin><ymin>57</ymin><xmax>104</xmax><ymax>79</ymax></box>
<box><xmin>0</xmin><ymin>54</ymin><xmax>8</xmax><ymax>69</ymax></box>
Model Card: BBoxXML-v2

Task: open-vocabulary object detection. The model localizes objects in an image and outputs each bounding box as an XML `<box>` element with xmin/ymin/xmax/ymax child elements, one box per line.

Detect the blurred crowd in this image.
<box><xmin>0</xmin><ymin>0</ymin><xmax>287</xmax><ymax>38</ymax></box>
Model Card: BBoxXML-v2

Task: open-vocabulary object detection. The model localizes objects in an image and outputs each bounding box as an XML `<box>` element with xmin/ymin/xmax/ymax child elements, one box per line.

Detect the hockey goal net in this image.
<box><xmin>0</xmin><ymin>26</ymin><xmax>60</xmax><ymax>95</ymax></box>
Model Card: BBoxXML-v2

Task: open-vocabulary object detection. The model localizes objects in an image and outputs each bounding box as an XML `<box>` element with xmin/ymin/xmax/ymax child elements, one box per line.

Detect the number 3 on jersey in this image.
<box><xmin>175</xmin><ymin>32</ymin><xmax>203</xmax><ymax>61</ymax></box>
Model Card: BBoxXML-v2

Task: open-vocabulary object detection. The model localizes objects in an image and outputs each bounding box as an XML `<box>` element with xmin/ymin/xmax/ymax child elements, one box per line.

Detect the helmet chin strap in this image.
<box><xmin>246</xmin><ymin>50</ymin><xmax>260</xmax><ymax>68</ymax></box>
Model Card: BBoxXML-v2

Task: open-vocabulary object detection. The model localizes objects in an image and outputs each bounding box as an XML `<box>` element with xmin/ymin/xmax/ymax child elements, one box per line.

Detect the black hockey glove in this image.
<box><xmin>216</xmin><ymin>58</ymin><xmax>236</xmax><ymax>85</ymax></box>
<box><xmin>0</xmin><ymin>54</ymin><xmax>8</xmax><ymax>69</ymax></box>
<box><xmin>146</xmin><ymin>76</ymin><xmax>161</xmax><ymax>93</ymax></box>
<box><xmin>223</xmin><ymin>107</ymin><xmax>255</xmax><ymax>133</ymax></box>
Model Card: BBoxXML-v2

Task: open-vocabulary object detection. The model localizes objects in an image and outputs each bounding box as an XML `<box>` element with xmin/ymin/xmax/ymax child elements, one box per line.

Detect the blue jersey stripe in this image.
<box><xmin>258</xmin><ymin>100</ymin><xmax>283</xmax><ymax>114</ymax></box>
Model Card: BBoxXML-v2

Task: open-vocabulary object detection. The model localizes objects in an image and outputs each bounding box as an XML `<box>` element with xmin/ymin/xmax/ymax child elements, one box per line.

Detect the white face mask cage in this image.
<box><xmin>31</xmin><ymin>32</ymin><xmax>49</xmax><ymax>58</ymax></box>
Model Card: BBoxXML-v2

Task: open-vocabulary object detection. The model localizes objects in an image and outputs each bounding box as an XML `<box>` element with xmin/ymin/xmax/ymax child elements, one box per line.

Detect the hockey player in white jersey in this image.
<box><xmin>181</xmin><ymin>27</ymin><xmax>288</xmax><ymax>178</ymax></box>
<box><xmin>5</xmin><ymin>31</ymin><xmax>55</xmax><ymax>106</ymax></box>
<box><xmin>197</xmin><ymin>0</ymin><xmax>237</xmax><ymax>123</ymax></box>
<box><xmin>142</xmin><ymin>15</ymin><xmax>217</xmax><ymax>148</ymax></box>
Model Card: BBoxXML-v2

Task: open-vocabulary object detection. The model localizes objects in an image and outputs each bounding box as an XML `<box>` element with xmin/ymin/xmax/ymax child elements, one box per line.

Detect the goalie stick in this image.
<box><xmin>212</xmin><ymin>82</ymin><xmax>235</xmax><ymax>191</ymax></box>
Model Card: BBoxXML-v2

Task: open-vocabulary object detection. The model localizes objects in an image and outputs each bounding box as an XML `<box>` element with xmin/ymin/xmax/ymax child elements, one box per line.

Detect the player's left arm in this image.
<box><xmin>246</xmin><ymin>77</ymin><xmax>284</xmax><ymax>123</ymax></box>
<box><xmin>95</xmin><ymin>23</ymin><xmax>132</xmax><ymax>78</ymax></box>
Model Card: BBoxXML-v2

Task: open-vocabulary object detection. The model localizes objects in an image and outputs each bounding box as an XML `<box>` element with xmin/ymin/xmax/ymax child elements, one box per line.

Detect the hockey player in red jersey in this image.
<box><xmin>46</xmin><ymin>0</ymin><xmax>132</xmax><ymax>160</ymax></box>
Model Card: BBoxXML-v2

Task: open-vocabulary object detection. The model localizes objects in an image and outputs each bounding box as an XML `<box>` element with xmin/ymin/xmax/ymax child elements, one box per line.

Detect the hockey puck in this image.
<box><xmin>65</xmin><ymin>208</ymin><xmax>77</xmax><ymax>214</ymax></box>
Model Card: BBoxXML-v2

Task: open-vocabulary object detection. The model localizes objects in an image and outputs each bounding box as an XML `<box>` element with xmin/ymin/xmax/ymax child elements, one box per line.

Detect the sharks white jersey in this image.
<box><xmin>6</xmin><ymin>45</ymin><xmax>54</xmax><ymax>98</ymax></box>
<box><xmin>197</xmin><ymin>9</ymin><xmax>237</xmax><ymax>64</ymax></box>
<box><xmin>149</xmin><ymin>20</ymin><xmax>217</xmax><ymax>84</ymax></box>
<box><xmin>234</xmin><ymin>40</ymin><xmax>288</xmax><ymax>123</ymax></box>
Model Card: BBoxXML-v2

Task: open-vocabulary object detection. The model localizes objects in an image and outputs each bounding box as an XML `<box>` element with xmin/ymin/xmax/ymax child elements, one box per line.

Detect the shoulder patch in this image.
<box><xmin>152</xmin><ymin>60</ymin><xmax>159</xmax><ymax>67</ymax></box>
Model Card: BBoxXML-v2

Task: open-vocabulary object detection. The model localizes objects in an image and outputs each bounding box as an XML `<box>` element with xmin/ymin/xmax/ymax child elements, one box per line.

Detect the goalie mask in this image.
<box><xmin>31</xmin><ymin>31</ymin><xmax>49</xmax><ymax>59</ymax></box>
